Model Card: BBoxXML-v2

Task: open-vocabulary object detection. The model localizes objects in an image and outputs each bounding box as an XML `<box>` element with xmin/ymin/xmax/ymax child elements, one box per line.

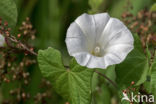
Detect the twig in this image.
<box><xmin>7</xmin><ymin>36</ymin><xmax>37</xmax><ymax>56</ymax></box>
<box><xmin>95</xmin><ymin>70</ymin><xmax>118</xmax><ymax>88</ymax></box>
<box><xmin>19</xmin><ymin>42</ymin><xmax>37</xmax><ymax>56</ymax></box>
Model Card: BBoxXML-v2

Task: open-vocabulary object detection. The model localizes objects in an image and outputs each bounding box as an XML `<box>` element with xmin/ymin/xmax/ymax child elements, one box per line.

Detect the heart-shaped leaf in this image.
<box><xmin>116</xmin><ymin>34</ymin><xmax>149</xmax><ymax>88</ymax></box>
<box><xmin>38</xmin><ymin>47</ymin><xmax>94</xmax><ymax>104</ymax></box>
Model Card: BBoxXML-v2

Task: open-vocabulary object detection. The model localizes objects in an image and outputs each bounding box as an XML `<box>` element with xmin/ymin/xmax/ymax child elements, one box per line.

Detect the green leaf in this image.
<box><xmin>146</xmin><ymin>44</ymin><xmax>152</xmax><ymax>62</ymax></box>
<box><xmin>150</xmin><ymin>54</ymin><xmax>156</xmax><ymax>96</ymax></box>
<box><xmin>88</xmin><ymin>0</ymin><xmax>103</xmax><ymax>13</ymax></box>
<box><xmin>93</xmin><ymin>84</ymin><xmax>111</xmax><ymax>104</ymax></box>
<box><xmin>89</xmin><ymin>0</ymin><xmax>103</xmax><ymax>9</ymax></box>
<box><xmin>92</xmin><ymin>72</ymin><xmax>99</xmax><ymax>92</ymax></box>
<box><xmin>116</xmin><ymin>34</ymin><xmax>149</xmax><ymax>88</ymax></box>
<box><xmin>105</xmin><ymin>65</ymin><xmax>116</xmax><ymax>83</ymax></box>
<box><xmin>38</xmin><ymin>47</ymin><xmax>94</xmax><ymax>104</ymax></box>
<box><xmin>0</xmin><ymin>0</ymin><xmax>17</xmax><ymax>27</ymax></box>
<box><xmin>150</xmin><ymin>3</ymin><xmax>156</xmax><ymax>11</ymax></box>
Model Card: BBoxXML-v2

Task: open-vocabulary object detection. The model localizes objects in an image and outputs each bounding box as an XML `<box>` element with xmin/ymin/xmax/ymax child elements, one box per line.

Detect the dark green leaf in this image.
<box><xmin>116</xmin><ymin>34</ymin><xmax>149</xmax><ymax>88</ymax></box>
<box><xmin>88</xmin><ymin>0</ymin><xmax>103</xmax><ymax>13</ymax></box>
<box><xmin>150</xmin><ymin>53</ymin><xmax>156</xmax><ymax>96</ymax></box>
<box><xmin>38</xmin><ymin>47</ymin><xmax>94</xmax><ymax>104</ymax></box>
<box><xmin>0</xmin><ymin>0</ymin><xmax>17</xmax><ymax>27</ymax></box>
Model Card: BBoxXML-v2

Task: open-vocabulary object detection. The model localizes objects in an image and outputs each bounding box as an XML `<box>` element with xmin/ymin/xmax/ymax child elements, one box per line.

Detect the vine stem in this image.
<box><xmin>95</xmin><ymin>70</ymin><xmax>118</xmax><ymax>88</ymax></box>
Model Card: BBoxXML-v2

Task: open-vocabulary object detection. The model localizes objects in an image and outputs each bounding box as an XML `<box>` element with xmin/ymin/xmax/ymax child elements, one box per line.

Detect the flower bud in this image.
<box><xmin>0</xmin><ymin>34</ymin><xmax>5</xmax><ymax>47</ymax></box>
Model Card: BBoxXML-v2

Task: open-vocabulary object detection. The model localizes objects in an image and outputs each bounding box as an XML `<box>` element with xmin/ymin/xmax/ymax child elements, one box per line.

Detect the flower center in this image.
<box><xmin>92</xmin><ymin>46</ymin><xmax>101</xmax><ymax>57</ymax></box>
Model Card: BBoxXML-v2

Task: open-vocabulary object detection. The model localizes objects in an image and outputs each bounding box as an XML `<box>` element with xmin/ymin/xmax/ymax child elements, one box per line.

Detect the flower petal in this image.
<box><xmin>65</xmin><ymin>37</ymin><xmax>88</xmax><ymax>55</ymax></box>
<box><xmin>75</xmin><ymin>13</ymin><xmax>96</xmax><ymax>48</ymax></box>
<box><xmin>98</xmin><ymin>18</ymin><xmax>128</xmax><ymax>47</ymax></box>
<box><xmin>0</xmin><ymin>34</ymin><xmax>5</xmax><ymax>47</ymax></box>
<box><xmin>104</xmin><ymin>44</ymin><xmax>133</xmax><ymax>67</ymax></box>
<box><xmin>102</xmin><ymin>28</ymin><xmax>134</xmax><ymax>55</ymax></box>
<box><xmin>97</xmin><ymin>18</ymin><xmax>134</xmax><ymax>68</ymax></box>
<box><xmin>105</xmin><ymin>29</ymin><xmax>134</xmax><ymax>46</ymax></box>
<box><xmin>86</xmin><ymin>56</ymin><xmax>106</xmax><ymax>69</ymax></box>
<box><xmin>66</xmin><ymin>22</ymin><xmax>85</xmax><ymax>38</ymax></box>
<box><xmin>93</xmin><ymin>13</ymin><xmax>110</xmax><ymax>41</ymax></box>
<box><xmin>73</xmin><ymin>52</ymin><xmax>92</xmax><ymax>66</ymax></box>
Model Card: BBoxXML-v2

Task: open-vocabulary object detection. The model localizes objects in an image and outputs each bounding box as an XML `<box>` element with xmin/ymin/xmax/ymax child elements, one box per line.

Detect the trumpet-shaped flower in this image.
<box><xmin>65</xmin><ymin>13</ymin><xmax>134</xmax><ymax>69</ymax></box>
<box><xmin>0</xmin><ymin>34</ymin><xmax>5</xmax><ymax>47</ymax></box>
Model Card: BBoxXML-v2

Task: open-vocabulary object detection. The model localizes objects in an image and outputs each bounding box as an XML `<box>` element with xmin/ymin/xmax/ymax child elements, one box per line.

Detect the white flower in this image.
<box><xmin>65</xmin><ymin>13</ymin><xmax>134</xmax><ymax>69</ymax></box>
<box><xmin>0</xmin><ymin>34</ymin><xmax>5</xmax><ymax>47</ymax></box>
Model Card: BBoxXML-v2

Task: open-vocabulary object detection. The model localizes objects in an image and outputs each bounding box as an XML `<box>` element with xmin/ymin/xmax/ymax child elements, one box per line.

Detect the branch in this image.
<box><xmin>95</xmin><ymin>70</ymin><xmax>118</xmax><ymax>88</ymax></box>
<box><xmin>7</xmin><ymin>36</ymin><xmax>37</xmax><ymax>56</ymax></box>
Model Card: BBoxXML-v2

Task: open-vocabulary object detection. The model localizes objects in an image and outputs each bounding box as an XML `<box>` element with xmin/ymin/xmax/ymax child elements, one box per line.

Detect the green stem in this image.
<box><xmin>95</xmin><ymin>70</ymin><xmax>117</xmax><ymax>88</ymax></box>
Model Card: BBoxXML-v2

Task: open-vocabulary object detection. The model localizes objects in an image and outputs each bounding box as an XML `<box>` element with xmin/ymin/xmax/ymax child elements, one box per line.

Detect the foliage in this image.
<box><xmin>150</xmin><ymin>3</ymin><xmax>156</xmax><ymax>11</ymax></box>
<box><xmin>150</xmin><ymin>53</ymin><xmax>156</xmax><ymax>97</ymax></box>
<box><xmin>38</xmin><ymin>47</ymin><xmax>94</xmax><ymax>104</ymax></box>
<box><xmin>88</xmin><ymin>0</ymin><xmax>103</xmax><ymax>13</ymax></box>
<box><xmin>0</xmin><ymin>0</ymin><xmax>17</xmax><ymax>27</ymax></box>
<box><xmin>116</xmin><ymin>34</ymin><xmax>149</xmax><ymax>87</ymax></box>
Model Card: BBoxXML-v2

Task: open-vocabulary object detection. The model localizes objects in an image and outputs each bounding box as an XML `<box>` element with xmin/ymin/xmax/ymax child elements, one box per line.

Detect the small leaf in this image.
<box><xmin>0</xmin><ymin>0</ymin><xmax>18</xmax><ymax>27</ymax></box>
<box><xmin>38</xmin><ymin>47</ymin><xmax>94</xmax><ymax>104</ymax></box>
<box><xmin>89</xmin><ymin>0</ymin><xmax>103</xmax><ymax>9</ymax></box>
<box><xmin>88</xmin><ymin>0</ymin><xmax>103</xmax><ymax>13</ymax></box>
<box><xmin>150</xmin><ymin>3</ymin><xmax>156</xmax><ymax>11</ymax></box>
<box><xmin>150</xmin><ymin>54</ymin><xmax>156</xmax><ymax>96</ymax></box>
<box><xmin>116</xmin><ymin>34</ymin><xmax>149</xmax><ymax>88</ymax></box>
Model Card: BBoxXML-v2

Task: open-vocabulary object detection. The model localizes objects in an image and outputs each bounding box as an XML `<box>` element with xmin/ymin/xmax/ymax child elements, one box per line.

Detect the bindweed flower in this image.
<box><xmin>65</xmin><ymin>13</ymin><xmax>134</xmax><ymax>69</ymax></box>
<box><xmin>0</xmin><ymin>34</ymin><xmax>5</xmax><ymax>47</ymax></box>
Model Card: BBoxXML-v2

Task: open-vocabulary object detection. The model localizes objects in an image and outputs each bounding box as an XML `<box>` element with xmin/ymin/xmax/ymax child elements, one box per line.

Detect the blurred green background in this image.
<box><xmin>0</xmin><ymin>0</ymin><xmax>155</xmax><ymax>103</ymax></box>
